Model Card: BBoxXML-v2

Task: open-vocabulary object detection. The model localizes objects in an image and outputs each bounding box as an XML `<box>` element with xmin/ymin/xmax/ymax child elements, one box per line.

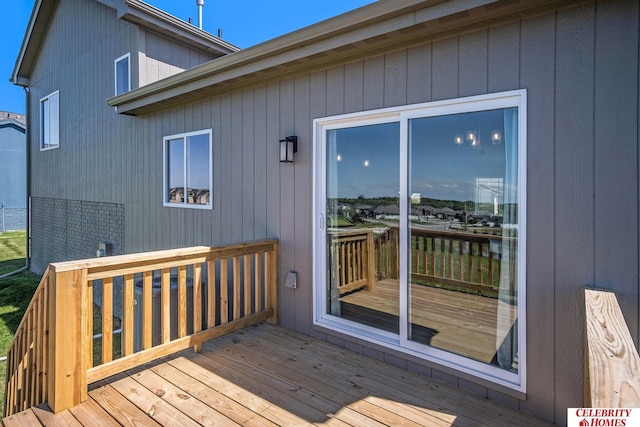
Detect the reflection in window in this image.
<box><xmin>40</xmin><ymin>91</ymin><xmax>59</xmax><ymax>150</ymax></box>
<box><xmin>163</xmin><ymin>130</ymin><xmax>212</xmax><ymax>209</ymax></box>
<box><xmin>115</xmin><ymin>53</ymin><xmax>130</xmax><ymax>96</ymax></box>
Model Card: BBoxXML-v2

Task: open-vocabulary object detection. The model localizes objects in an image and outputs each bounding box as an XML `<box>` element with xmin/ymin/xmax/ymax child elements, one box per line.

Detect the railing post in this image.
<box><xmin>267</xmin><ymin>242</ymin><xmax>279</xmax><ymax>325</ymax></box>
<box><xmin>48</xmin><ymin>267</ymin><xmax>88</xmax><ymax>413</ymax></box>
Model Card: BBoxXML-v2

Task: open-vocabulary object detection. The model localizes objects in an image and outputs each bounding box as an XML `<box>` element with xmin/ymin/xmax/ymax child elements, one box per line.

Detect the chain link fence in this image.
<box><xmin>1</xmin><ymin>204</ymin><xmax>27</xmax><ymax>232</ymax></box>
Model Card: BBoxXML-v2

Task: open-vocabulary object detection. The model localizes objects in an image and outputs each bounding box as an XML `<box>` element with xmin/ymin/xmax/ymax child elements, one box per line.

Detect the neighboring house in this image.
<box><xmin>10</xmin><ymin>0</ymin><xmax>640</xmax><ymax>425</ymax></box>
<box><xmin>0</xmin><ymin>113</ymin><xmax>26</xmax><ymax>230</ymax></box>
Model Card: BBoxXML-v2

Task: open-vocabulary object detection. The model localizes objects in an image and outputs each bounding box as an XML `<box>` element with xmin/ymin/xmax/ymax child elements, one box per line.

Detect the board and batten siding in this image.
<box><xmin>25</xmin><ymin>0</ymin><xmax>639</xmax><ymax>424</ymax></box>
<box><xmin>119</xmin><ymin>4</ymin><xmax>638</xmax><ymax>424</ymax></box>
<box><xmin>137</xmin><ymin>29</ymin><xmax>216</xmax><ymax>87</ymax></box>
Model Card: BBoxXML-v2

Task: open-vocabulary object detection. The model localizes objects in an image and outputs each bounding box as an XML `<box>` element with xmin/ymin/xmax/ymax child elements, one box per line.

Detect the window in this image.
<box><xmin>40</xmin><ymin>91</ymin><xmax>59</xmax><ymax>150</ymax></box>
<box><xmin>163</xmin><ymin>129</ymin><xmax>212</xmax><ymax>209</ymax></box>
<box><xmin>313</xmin><ymin>90</ymin><xmax>527</xmax><ymax>390</ymax></box>
<box><xmin>114</xmin><ymin>53</ymin><xmax>131</xmax><ymax>96</ymax></box>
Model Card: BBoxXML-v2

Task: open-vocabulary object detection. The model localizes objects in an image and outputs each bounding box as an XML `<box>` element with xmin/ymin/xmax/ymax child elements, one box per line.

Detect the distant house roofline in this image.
<box><xmin>11</xmin><ymin>0</ymin><xmax>239</xmax><ymax>87</ymax></box>
<box><xmin>107</xmin><ymin>0</ymin><xmax>569</xmax><ymax>116</ymax></box>
<box><xmin>0</xmin><ymin>119</ymin><xmax>26</xmax><ymax>133</ymax></box>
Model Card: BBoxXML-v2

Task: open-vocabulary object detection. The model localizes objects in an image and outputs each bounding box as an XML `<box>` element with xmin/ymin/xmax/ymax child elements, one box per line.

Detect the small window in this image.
<box><xmin>40</xmin><ymin>91</ymin><xmax>59</xmax><ymax>150</ymax></box>
<box><xmin>163</xmin><ymin>129</ymin><xmax>213</xmax><ymax>209</ymax></box>
<box><xmin>114</xmin><ymin>53</ymin><xmax>131</xmax><ymax>96</ymax></box>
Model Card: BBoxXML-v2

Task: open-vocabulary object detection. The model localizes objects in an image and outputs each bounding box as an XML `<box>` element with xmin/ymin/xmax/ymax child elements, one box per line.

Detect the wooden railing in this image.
<box><xmin>4</xmin><ymin>268</ymin><xmax>51</xmax><ymax>418</ymax></box>
<box><xmin>376</xmin><ymin>226</ymin><xmax>514</xmax><ymax>294</ymax></box>
<box><xmin>328</xmin><ymin>230</ymin><xmax>375</xmax><ymax>295</ymax></box>
<box><xmin>584</xmin><ymin>288</ymin><xmax>640</xmax><ymax>407</ymax></box>
<box><xmin>3</xmin><ymin>240</ymin><xmax>278</xmax><ymax>416</ymax></box>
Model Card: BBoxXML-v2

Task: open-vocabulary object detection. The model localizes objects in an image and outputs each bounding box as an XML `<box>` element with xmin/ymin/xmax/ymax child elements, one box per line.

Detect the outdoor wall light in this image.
<box><xmin>279</xmin><ymin>136</ymin><xmax>298</xmax><ymax>162</ymax></box>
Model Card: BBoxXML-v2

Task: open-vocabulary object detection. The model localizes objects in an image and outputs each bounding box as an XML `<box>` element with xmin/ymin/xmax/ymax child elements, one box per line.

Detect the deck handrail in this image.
<box><xmin>3</xmin><ymin>240</ymin><xmax>278</xmax><ymax>416</ymax></box>
<box><xmin>584</xmin><ymin>288</ymin><xmax>640</xmax><ymax>407</ymax></box>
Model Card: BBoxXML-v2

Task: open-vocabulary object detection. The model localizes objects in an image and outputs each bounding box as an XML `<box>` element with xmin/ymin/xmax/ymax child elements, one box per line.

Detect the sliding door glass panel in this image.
<box><xmin>326</xmin><ymin>122</ymin><xmax>400</xmax><ymax>334</ymax></box>
<box><xmin>407</xmin><ymin>108</ymin><xmax>519</xmax><ymax>373</ymax></box>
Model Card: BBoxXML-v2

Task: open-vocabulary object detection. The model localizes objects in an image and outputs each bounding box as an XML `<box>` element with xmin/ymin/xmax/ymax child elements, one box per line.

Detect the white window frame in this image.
<box><xmin>163</xmin><ymin>129</ymin><xmax>213</xmax><ymax>210</ymax></box>
<box><xmin>312</xmin><ymin>89</ymin><xmax>527</xmax><ymax>392</ymax></box>
<box><xmin>40</xmin><ymin>90</ymin><xmax>59</xmax><ymax>151</ymax></box>
<box><xmin>114</xmin><ymin>53</ymin><xmax>131</xmax><ymax>96</ymax></box>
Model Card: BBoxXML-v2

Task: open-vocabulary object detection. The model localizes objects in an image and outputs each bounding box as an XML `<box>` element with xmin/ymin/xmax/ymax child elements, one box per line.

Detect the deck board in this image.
<box><xmin>3</xmin><ymin>324</ymin><xmax>550</xmax><ymax>427</ymax></box>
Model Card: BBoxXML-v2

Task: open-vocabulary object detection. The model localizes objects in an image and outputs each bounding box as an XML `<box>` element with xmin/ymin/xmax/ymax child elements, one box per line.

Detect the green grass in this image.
<box><xmin>0</xmin><ymin>231</ymin><xmax>27</xmax><ymax>276</ymax></box>
<box><xmin>0</xmin><ymin>230</ymin><xmax>41</xmax><ymax>418</ymax></box>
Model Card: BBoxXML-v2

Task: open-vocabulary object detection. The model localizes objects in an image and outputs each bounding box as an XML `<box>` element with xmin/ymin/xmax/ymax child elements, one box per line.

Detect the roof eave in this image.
<box><xmin>11</xmin><ymin>0</ymin><xmax>58</xmax><ymax>86</ymax></box>
<box><xmin>110</xmin><ymin>0</ymin><xmax>576</xmax><ymax>116</ymax></box>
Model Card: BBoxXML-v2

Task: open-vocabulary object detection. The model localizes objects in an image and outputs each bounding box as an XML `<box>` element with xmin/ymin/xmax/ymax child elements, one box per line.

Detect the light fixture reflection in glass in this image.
<box><xmin>470</xmin><ymin>137</ymin><xmax>480</xmax><ymax>148</ymax></box>
<box><xmin>363</xmin><ymin>160</ymin><xmax>370</xmax><ymax>167</ymax></box>
<box><xmin>491</xmin><ymin>130</ymin><xmax>502</xmax><ymax>145</ymax></box>
<box><xmin>466</xmin><ymin>130</ymin><xmax>477</xmax><ymax>141</ymax></box>
<box><xmin>454</xmin><ymin>135</ymin><xmax>464</xmax><ymax>145</ymax></box>
<box><xmin>336</xmin><ymin>154</ymin><xmax>342</xmax><ymax>161</ymax></box>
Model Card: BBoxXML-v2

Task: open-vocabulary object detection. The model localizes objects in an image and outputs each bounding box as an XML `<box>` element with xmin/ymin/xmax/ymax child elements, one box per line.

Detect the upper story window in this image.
<box><xmin>114</xmin><ymin>53</ymin><xmax>131</xmax><ymax>96</ymax></box>
<box><xmin>40</xmin><ymin>91</ymin><xmax>59</xmax><ymax>150</ymax></box>
<box><xmin>163</xmin><ymin>129</ymin><xmax>213</xmax><ymax>209</ymax></box>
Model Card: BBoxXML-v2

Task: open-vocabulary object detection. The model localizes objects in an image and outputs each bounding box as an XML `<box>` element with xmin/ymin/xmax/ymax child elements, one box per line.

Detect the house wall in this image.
<box><xmin>26</xmin><ymin>0</ymin><xmax>640</xmax><ymax>425</ymax></box>
<box><xmin>137</xmin><ymin>29</ymin><xmax>216</xmax><ymax>87</ymax></box>
<box><xmin>27</xmin><ymin>0</ymin><xmax>221</xmax><ymax>267</ymax></box>
<box><xmin>0</xmin><ymin>124</ymin><xmax>26</xmax><ymax>209</ymax></box>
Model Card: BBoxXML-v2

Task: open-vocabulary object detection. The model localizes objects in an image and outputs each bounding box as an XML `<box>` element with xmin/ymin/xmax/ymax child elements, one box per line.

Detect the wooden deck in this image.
<box><xmin>3</xmin><ymin>323</ymin><xmax>550</xmax><ymax>427</ymax></box>
<box><xmin>340</xmin><ymin>279</ymin><xmax>516</xmax><ymax>365</ymax></box>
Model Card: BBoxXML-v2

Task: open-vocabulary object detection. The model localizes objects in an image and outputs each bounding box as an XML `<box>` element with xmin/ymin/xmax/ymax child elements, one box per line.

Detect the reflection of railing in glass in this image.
<box><xmin>327</xmin><ymin>229</ymin><xmax>375</xmax><ymax>295</ymax></box>
<box><xmin>375</xmin><ymin>226</ymin><xmax>515</xmax><ymax>297</ymax></box>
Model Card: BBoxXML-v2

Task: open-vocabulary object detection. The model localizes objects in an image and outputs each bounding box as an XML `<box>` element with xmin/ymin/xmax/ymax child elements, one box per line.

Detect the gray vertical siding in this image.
<box><xmin>26</xmin><ymin>0</ymin><xmax>640</xmax><ymax>424</ymax></box>
<box><xmin>519</xmin><ymin>11</ymin><xmax>556</xmax><ymax>419</ymax></box>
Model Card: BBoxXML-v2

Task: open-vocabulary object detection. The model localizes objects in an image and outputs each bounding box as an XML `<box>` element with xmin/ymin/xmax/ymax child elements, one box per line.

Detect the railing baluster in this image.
<box><xmin>31</xmin><ymin>292</ymin><xmax>44</xmax><ymax>406</ymax></box>
<box><xmin>233</xmin><ymin>257</ymin><xmax>241</xmax><ymax>321</ymax></box>
<box><xmin>255</xmin><ymin>253</ymin><xmax>262</xmax><ymax>313</ymax></box>
<box><xmin>193</xmin><ymin>263</ymin><xmax>202</xmax><ymax>352</ymax></box>
<box><xmin>244</xmin><ymin>254</ymin><xmax>251</xmax><ymax>317</ymax></box>
<box><xmin>123</xmin><ymin>274</ymin><xmax>134</xmax><ymax>356</ymax></box>
<box><xmin>207</xmin><ymin>259</ymin><xmax>215</xmax><ymax>329</ymax></box>
<box><xmin>161</xmin><ymin>268</ymin><xmax>171</xmax><ymax>344</ymax></box>
<box><xmin>220</xmin><ymin>258</ymin><xmax>229</xmax><ymax>324</ymax></box>
<box><xmin>178</xmin><ymin>265</ymin><xmax>187</xmax><ymax>338</ymax></box>
<box><xmin>87</xmin><ymin>282</ymin><xmax>94</xmax><ymax>368</ymax></box>
<box><xmin>142</xmin><ymin>271</ymin><xmax>152</xmax><ymax>350</ymax></box>
<box><xmin>102</xmin><ymin>277</ymin><xmax>113</xmax><ymax>364</ymax></box>
<box><xmin>42</xmin><ymin>276</ymin><xmax>48</xmax><ymax>404</ymax></box>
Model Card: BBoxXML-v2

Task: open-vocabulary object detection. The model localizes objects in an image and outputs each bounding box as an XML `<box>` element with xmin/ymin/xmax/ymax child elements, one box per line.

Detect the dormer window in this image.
<box><xmin>114</xmin><ymin>53</ymin><xmax>131</xmax><ymax>96</ymax></box>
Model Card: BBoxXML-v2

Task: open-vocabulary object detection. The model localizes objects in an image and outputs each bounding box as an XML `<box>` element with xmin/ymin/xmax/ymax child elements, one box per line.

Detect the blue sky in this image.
<box><xmin>328</xmin><ymin>110</ymin><xmax>511</xmax><ymax>201</ymax></box>
<box><xmin>1</xmin><ymin>0</ymin><xmax>375</xmax><ymax>115</ymax></box>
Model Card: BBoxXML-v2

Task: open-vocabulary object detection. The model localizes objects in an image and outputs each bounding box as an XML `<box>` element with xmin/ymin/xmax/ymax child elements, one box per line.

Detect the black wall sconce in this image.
<box><xmin>279</xmin><ymin>136</ymin><xmax>297</xmax><ymax>163</ymax></box>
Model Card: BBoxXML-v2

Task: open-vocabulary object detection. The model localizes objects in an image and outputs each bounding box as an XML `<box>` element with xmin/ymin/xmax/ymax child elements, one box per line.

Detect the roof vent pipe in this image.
<box><xmin>196</xmin><ymin>0</ymin><xmax>204</xmax><ymax>29</ymax></box>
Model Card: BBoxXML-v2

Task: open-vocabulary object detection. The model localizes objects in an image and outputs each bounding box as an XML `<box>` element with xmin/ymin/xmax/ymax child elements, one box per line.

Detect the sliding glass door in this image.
<box><xmin>314</xmin><ymin>90</ymin><xmax>526</xmax><ymax>390</ymax></box>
